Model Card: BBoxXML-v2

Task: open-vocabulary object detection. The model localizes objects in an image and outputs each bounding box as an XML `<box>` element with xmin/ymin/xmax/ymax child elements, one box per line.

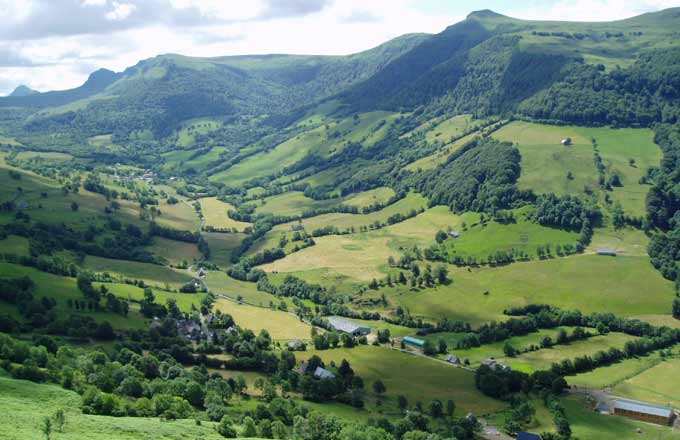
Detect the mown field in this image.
<box><xmin>213</xmin><ymin>299</ymin><xmax>310</xmax><ymax>340</ymax></box>
<box><xmin>611</xmin><ymin>357</ymin><xmax>680</xmax><ymax>408</ymax></box>
<box><xmin>204</xmin><ymin>232</ymin><xmax>246</xmax><ymax>267</ymax></box>
<box><xmin>144</xmin><ymin>237</ymin><xmax>201</xmax><ymax>266</ymax></box>
<box><xmin>82</xmin><ymin>256</ymin><xmax>192</xmax><ymax>289</ymax></box>
<box><xmin>298</xmin><ymin>345</ymin><xmax>504</xmax><ymax>416</ymax></box>
<box><xmin>200</xmin><ymin>197</ymin><xmax>252</xmax><ymax>231</ymax></box>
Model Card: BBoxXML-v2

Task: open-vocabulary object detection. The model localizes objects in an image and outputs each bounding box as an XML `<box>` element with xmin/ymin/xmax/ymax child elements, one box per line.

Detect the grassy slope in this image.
<box><xmin>0</xmin><ymin>374</ymin><xmax>228</xmax><ymax>440</ymax></box>
<box><xmin>213</xmin><ymin>299</ymin><xmax>311</xmax><ymax>340</ymax></box>
<box><xmin>200</xmin><ymin>197</ymin><xmax>252</xmax><ymax>231</ymax></box>
<box><xmin>82</xmin><ymin>256</ymin><xmax>192</xmax><ymax>289</ymax></box>
<box><xmin>204</xmin><ymin>232</ymin><xmax>246</xmax><ymax>268</ymax></box>
<box><xmin>612</xmin><ymin>357</ymin><xmax>680</xmax><ymax>407</ymax></box>
<box><xmin>144</xmin><ymin>237</ymin><xmax>201</xmax><ymax>266</ymax></box>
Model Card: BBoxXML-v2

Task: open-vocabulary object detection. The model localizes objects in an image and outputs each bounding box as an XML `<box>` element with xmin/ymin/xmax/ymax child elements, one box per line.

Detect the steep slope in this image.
<box><xmin>7</xmin><ymin>85</ymin><xmax>39</xmax><ymax>97</ymax></box>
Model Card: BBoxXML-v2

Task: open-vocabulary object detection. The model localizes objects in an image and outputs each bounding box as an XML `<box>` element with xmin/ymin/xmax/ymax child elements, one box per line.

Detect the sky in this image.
<box><xmin>0</xmin><ymin>0</ymin><xmax>678</xmax><ymax>95</ymax></box>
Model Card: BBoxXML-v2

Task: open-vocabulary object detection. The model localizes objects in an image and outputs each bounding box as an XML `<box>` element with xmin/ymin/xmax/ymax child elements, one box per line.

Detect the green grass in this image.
<box><xmin>204</xmin><ymin>232</ymin><xmax>246</xmax><ymax>268</ymax></box>
<box><xmin>252</xmin><ymin>191</ymin><xmax>340</xmax><ymax>217</ymax></box>
<box><xmin>612</xmin><ymin>357</ymin><xmax>680</xmax><ymax>408</ymax></box>
<box><xmin>564</xmin><ymin>395</ymin><xmax>680</xmax><ymax>440</ymax></box>
<box><xmin>505</xmin><ymin>333</ymin><xmax>637</xmax><ymax>372</ymax></box>
<box><xmin>100</xmin><ymin>282</ymin><xmax>206</xmax><ymax>313</ymax></box>
<box><xmin>176</xmin><ymin>118</ymin><xmax>222</xmax><ymax>147</ymax></box>
<box><xmin>569</xmin><ymin>350</ymin><xmax>673</xmax><ymax>389</ymax></box>
<box><xmin>403</xmin><ymin>132</ymin><xmax>479</xmax><ymax>172</ymax></box>
<box><xmin>155</xmin><ymin>198</ymin><xmax>201</xmax><ymax>231</ymax></box>
<box><xmin>381</xmin><ymin>255</ymin><xmax>673</xmax><ymax>326</ymax></box>
<box><xmin>213</xmin><ymin>299</ymin><xmax>311</xmax><ymax>340</ymax></box>
<box><xmin>0</xmin><ymin>235</ymin><xmax>29</xmax><ymax>256</ymax></box>
<box><xmin>204</xmin><ymin>271</ymin><xmax>280</xmax><ymax>306</ymax></box>
<box><xmin>0</xmin><ymin>263</ymin><xmax>148</xmax><ymax>330</ymax></box>
<box><xmin>144</xmin><ymin>237</ymin><xmax>201</xmax><ymax>266</ymax></box>
<box><xmin>299</xmin><ymin>345</ymin><xmax>504</xmax><ymax>417</ymax></box>
<box><xmin>342</xmin><ymin>187</ymin><xmax>396</xmax><ymax>208</ymax></box>
<box><xmin>492</xmin><ymin>122</ymin><xmax>660</xmax><ymax>217</ymax></box>
<box><xmin>200</xmin><ymin>197</ymin><xmax>252</xmax><ymax>231</ymax></box>
<box><xmin>0</xmin><ymin>374</ymin><xmax>228</xmax><ymax>440</ymax></box>
<box><xmin>586</xmin><ymin>225</ymin><xmax>650</xmax><ymax>256</ymax></box>
<box><xmin>442</xmin><ymin>207</ymin><xmax>579</xmax><ymax>260</ymax></box>
<box><xmin>82</xmin><ymin>256</ymin><xmax>192</xmax><ymax>289</ymax></box>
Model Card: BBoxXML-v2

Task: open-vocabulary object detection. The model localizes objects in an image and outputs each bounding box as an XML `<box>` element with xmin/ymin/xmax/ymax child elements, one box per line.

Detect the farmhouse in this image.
<box><xmin>313</xmin><ymin>366</ymin><xmax>336</xmax><ymax>380</ymax></box>
<box><xmin>481</xmin><ymin>358</ymin><xmax>511</xmax><ymax>371</ymax></box>
<box><xmin>597</xmin><ymin>248</ymin><xmax>617</xmax><ymax>256</ymax></box>
<box><xmin>612</xmin><ymin>399</ymin><xmax>676</xmax><ymax>426</ymax></box>
<box><xmin>403</xmin><ymin>336</ymin><xmax>425</xmax><ymax>347</ymax></box>
<box><xmin>445</xmin><ymin>354</ymin><xmax>460</xmax><ymax>364</ymax></box>
<box><xmin>449</xmin><ymin>231</ymin><xmax>460</xmax><ymax>238</ymax></box>
<box><xmin>327</xmin><ymin>317</ymin><xmax>371</xmax><ymax>336</ymax></box>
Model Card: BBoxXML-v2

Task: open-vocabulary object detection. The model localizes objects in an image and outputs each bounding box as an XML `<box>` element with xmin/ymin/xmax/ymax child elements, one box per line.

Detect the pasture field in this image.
<box><xmin>144</xmin><ymin>237</ymin><xmax>201</xmax><ymax>265</ymax></box>
<box><xmin>436</xmin><ymin>327</ymin><xmax>577</xmax><ymax>366</ymax></box>
<box><xmin>156</xmin><ymin>198</ymin><xmax>201</xmax><ymax>231</ymax></box>
<box><xmin>252</xmin><ymin>191</ymin><xmax>340</xmax><ymax>217</ymax></box>
<box><xmin>298</xmin><ymin>345</ymin><xmax>504</xmax><ymax>416</ymax></box>
<box><xmin>176</xmin><ymin>118</ymin><xmax>222</xmax><ymax>147</ymax></box>
<box><xmin>83</xmin><ymin>255</ymin><xmax>192</xmax><ymax>289</ymax></box>
<box><xmin>612</xmin><ymin>357</ymin><xmax>680</xmax><ymax>408</ymax></box>
<box><xmin>342</xmin><ymin>187</ymin><xmax>396</xmax><ymax>208</ymax></box>
<box><xmin>568</xmin><ymin>349</ymin><xmax>672</xmax><ymax>389</ymax></box>
<box><xmin>249</xmin><ymin>192</ymin><xmax>428</xmax><ymax>255</ymax></box>
<box><xmin>213</xmin><ymin>299</ymin><xmax>311</xmax><ymax>340</ymax></box>
<box><xmin>505</xmin><ymin>333</ymin><xmax>638</xmax><ymax>372</ymax></box>
<box><xmin>14</xmin><ymin>151</ymin><xmax>73</xmax><ymax>162</ymax></box>
<box><xmin>382</xmin><ymin>255</ymin><xmax>673</xmax><ymax>325</ymax></box>
<box><xmin>492</xmin><ymin>122</ymin><xmax>660</xmax><ymax>216</ymax></box>
<box><xmin>632</xmin><ymin>314</ymin><xmax>680</xmax><ymax>328</ymax></box>
<box><xmin>0</xmin><ymin>235</ymin><xmax>29</xmax><ymax>256</ymax></box>
<box><xmin>0</xmin><ymin>374</ymin><xmax>228</xmax><ymax>440</ymax></box>
<box><xmin>204</xmin><ymin>232</ymin><xmax>246</xmax><ymax>267</ymax></box>
<box><xmin>403</xmin><ymin>132</ymin><xmax>478</xmax><ymax>172</ymax></box>
<box><xmin>204</xmin><ymin>270</ymin><xmax>281</xmax><ymax>306</ymax></box>
<box><xmin>0</xmin><ymin>262</ymin><xmax>148</xmax><ymax>330</ymax></box>
<box><xmin>586</xmin><ymin>225</ymin><xmax>649</xmax><ymax>256</ymax></box>
<box><xmin>564</xmin><ymin>395</ymin><xmax>680</xmax><ymax>440</ymax></box>
<box><xmin>442</xmin><ymin>208</ymin><xmax>579</xmax><ymax>260</ymax></box>
<box><xmin>101</xmin><ymin>282</ymin><xmax>206</xmax><ymax>313</ymax></box>
<box><xmin>199</xmin><ymin>197</ymin><xmax>252</xmax><ymax>231</ymax></box>
<box><xmin>423</xmin><ymin>114</ymin><xmax>475</xmax><ymax>144</ymax></box>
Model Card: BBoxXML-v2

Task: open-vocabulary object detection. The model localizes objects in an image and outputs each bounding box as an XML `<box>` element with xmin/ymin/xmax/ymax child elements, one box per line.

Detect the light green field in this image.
<box><xmin>199</xmin><ymin>197</ymin><xmax>252</xmax><ymax>231</ymax></box>
<box><xmin>443</xmin><ymin>208</ymin><xmax>579</xmax><ymax>260</ymax></box>
<box><xmin>299</xmin><ymin>345</ymin><xmax>504</xmax><ymax>416</ymax></box>
<box><xmin>504</xmin><ymin>333</ymin><xmax>637</xmax><ymax>372</ymax></box>
<box><xmin>101</xmin><ymin>282</ymin><xmax>206</xmax><ymax>313</ymax></box>
<box><xmin>176</xmin><ymin>118</ymin><xmax>222</xmax><ymax>147</ymax></box>
<box><xmin>0</xmin><ymin>262</ymin><xmax>148</xmax><ymax>330</ymax></box>
<box><xmin>564</xmin><ymin>395</ymin><xmax>680</xmax><ymax>440</ymax></box>
<box><xmin>14</xmin><ymin>151</ymin><xmax>74</xmax><ymax>162</ymax></box>
<box><xmin>569</xmin><ymin>350</ymin><xmax>673</xmax><ymax>389</ymax></box>
<box><xmin>83</xmin><ymin>255</ymin><xmax>192</xmax><ymax>289</ymax></box>
<box><xmin>492</xmin><ymin>122</ymin><xmax>660</xmax><ymax>216</ymax></box>
<box><xmin>204</xmin><ymin>232</ymin><xmax>246</xmax><ymax>267</ymax></box>
<box><xmin>0</xmin><ymin>235</ymin><xmax>29</xmax><ymax>256</ymax></box>
<box><xmin>441</xmin><ymin>327</ymin><xmax>576</xmax><ymax>366</ymax></box>
<box><xmin>204</xmin><ymin>271</ymin><xmax>279</xmax><ymax>306</ymax></box>
<box><xmin>213</xmin><ymin>299</ymin><xmax>310</xmax><ymax>340</ymax></box>
<box><xmin>632</xmin><ymin>314</ymin><xmax>680</xmax><ymax>329</ymax></box>
<box><xmin>586</xmin><ymin>226</ymin><xmax>650</xmax><ymax>256</ymax></box>
<box><xmin>403</xmin><ymin>132</ymin><xmax>479</xmax><ymax>172</ymax></box>
<box><xmin>252</xmin><ymin>191</ymin><xmax>339</xmax><ymax>217</ymax></box>
<box><xmin>383</xmin><ymin>255</ymin><xmax>673</xmax><ymax>325</ymax></box>
<box><xmin>0</xmin><ymin>374</ymin><xmax>227</xmax><ymax>440</ymax></box>
<box><xmin>424</xmin><ymin>114</ymin><xmax>474</xmax><ymax>144</ymax></box>
<box><xmin>156</xmin><ymin>198</ymin><xmax>201</xmax><ymax>231</ymax></box>
<box><xmin>342</xmin><ymin>187</ymin><xmax>396</xmax><ymax>208</ymax></box>
<box><xmin>249</xmin><ymin>192</ymin><xmax>428</xmax><ymax>255</ymax></box>
<box><xmin>183</xmin><ymin>146</ymin><xmax>228</xmax><ymax>170</ymax></box>
<box><xmin>144</xmin><ymin>237</ymin><xmax>201</xmax><ymax>265</ymax></box>
<box><xmin>612</xmin><ymin>358</ymin><xmax>680</xmax><ymax>408</ymax></box>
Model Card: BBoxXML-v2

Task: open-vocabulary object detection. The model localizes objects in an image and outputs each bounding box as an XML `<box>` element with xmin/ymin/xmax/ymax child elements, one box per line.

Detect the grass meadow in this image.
<box><xmin>199</xmin><ymin>197</ymin><xmax>252</xmax><ymax>231</ymax></box>
<box><xmin>213</xmin><ymin>299</ymin><xmax>310</xmax><ymax>340</ymax></box>
<box><xmin>82</xmin><ymin>255</ymin><xmax>192</xmax><ymax>289</ymax></box>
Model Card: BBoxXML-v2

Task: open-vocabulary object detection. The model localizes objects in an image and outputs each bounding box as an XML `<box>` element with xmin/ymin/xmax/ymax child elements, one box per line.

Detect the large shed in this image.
<box><xmin>612</xmin><ymin>399</ymin><xmax>676</xmax><ymax>426</ymax></box>
<box><xmin>403</xmin><ymin>336</ymin><xmax>425</xmax><ymax>347</ymax></box>
<box><xmin>327</xmin><ymin>317</ymin><xmax>371</xmax><ymax>336</ymax></box>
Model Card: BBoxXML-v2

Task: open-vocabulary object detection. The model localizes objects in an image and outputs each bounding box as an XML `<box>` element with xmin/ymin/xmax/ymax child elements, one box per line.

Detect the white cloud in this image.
<box><xmin>105</xmin><ymin>1</ymin><xmax>136</xmax><ymax>21</ymax></box>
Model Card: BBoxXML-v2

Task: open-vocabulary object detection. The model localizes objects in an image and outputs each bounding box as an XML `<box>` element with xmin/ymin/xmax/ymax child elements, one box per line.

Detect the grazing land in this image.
<box><xmin>213</xmin><ymin>299</ymin><xmax>311</xmax><ymax>340</ymax></box>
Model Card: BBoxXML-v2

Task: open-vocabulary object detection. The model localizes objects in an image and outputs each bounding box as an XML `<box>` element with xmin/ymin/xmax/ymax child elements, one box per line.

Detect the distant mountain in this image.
<box><xmin>3</xmin><ymin>7</ymin><xmax>680</xmax><ymax>143</ymax></box>
<box><xmin>0</xmin><ymin>68</ymin><xmax>120</xmax><ymax>109</ymax></box>
<box><xmin>8</xmin><ymin>85</ymin><xmax>39</xmax><ymax>97</ymax></box>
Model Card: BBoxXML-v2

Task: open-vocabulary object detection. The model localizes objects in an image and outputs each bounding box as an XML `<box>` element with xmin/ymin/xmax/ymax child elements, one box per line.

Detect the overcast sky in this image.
<box><xmin>0</xmin><ymin>0</ymin><xmax>678</xmax><ymax>95</ymax></box>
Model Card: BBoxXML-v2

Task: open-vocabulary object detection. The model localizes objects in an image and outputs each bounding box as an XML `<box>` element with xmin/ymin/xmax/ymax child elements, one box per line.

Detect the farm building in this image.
<box><xmin>612</xmin><ymin>399</ymin><xmax>676</xmax><ymax>426</ymax></box>
<box><xmin>597</xmin><ymin>248</ymin><xmax>617</xmax><ymax>256</ymax></box>
<box><xmin>403</xmin><ymin>336</ymin><xmax>425</xmax><ymax>347</ymax></box>
<box><xmin>313</xmin><ymin>366</ymin><xmax>336</xmax><ymax>380</ymax></box>
<box><xmin>291</xmin><ymin>223</ymin><xmax>305</xmax><ymax>231</ymax></box>
<box><xmin>327</xmin><ymin>317</ymin><xmax>371</xmax><ymax>336</ymax></box>
<box><xmin>449</xmin><ymin>231</ymin><xmax>460</xmax><ymax>238</ymax></box>
<box><xmin>287</xmin><ymin>339</ymin><xmax>306</xmax><ymax>351</ymax></box>
<box><xmin>481</xmin><ymin>358</ymin><xmax>511</xmax><ymax>371</ymax></box>
<box><xmin>445</xmin><ymin>354</ymin><xmax>460</xmax><ymax>364</ymax></box>
<box><xmin>561</xmin><ymin>137</ymin><xmax>572</xmax><ymax>146</ymax></box>
<box><xmin>516</xmin><ymin>433</ymin><xmax>541</xmax><ymax>440</ymax></box>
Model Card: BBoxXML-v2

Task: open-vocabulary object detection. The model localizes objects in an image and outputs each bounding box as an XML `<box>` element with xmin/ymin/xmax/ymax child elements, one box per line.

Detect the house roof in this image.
<box><xmin>327</xmin><ymin>316</ymin><xmax>371</xmax><ymax>334</ymax></box>
<box><xmin>445</xmin><ymin>354</ymin><xmax>460</xmax><ymax>362</ymax></box>
<box><xmin>597</xmin><ymin>248</ymin><xmax>616</xmax><ymax>254</ymax></box>
<box><xmin>517</xmin><ymin>433</ymin><xmax>541</xmax><ymax>440</ymax></box>
<box><xmin>313</xmin><ymin>366</ymin><xmax>336</xmax><ymax>379</ymax></box>
<box><xmin>403</xmin><ymin>336</ymin><xmax>425</xmax><ymax>346</ymax></box>
<box><xmin>614</xmin><ymin>399</ymin><xmax>674</xmax><ymax>418</ymax></box>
